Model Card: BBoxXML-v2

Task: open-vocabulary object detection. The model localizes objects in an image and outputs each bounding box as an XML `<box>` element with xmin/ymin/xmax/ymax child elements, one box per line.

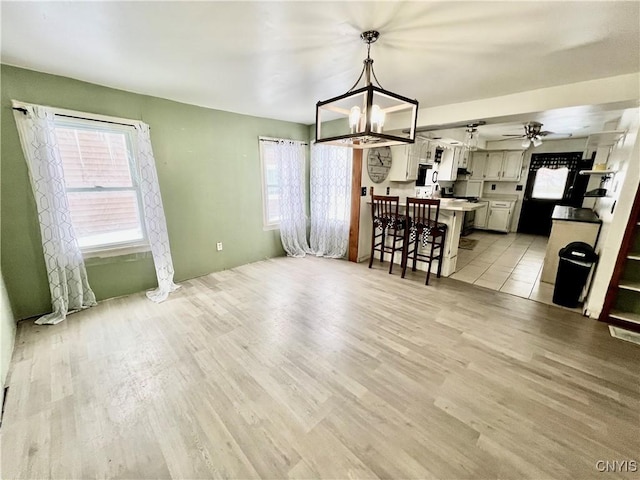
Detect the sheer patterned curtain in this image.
<box><xmin>310</xmin><ymin>144</ymin><xmax>353</xmax><ymax>258</ymax></box>
<box><xmin>13</xmin><ymin>103</ymin><xmax>97</xmax><ymax>325</ymax></box>
<box><xmin>275</xmin><ymin>141</ymin><xmax>311</xmax><ymax>257</ymax></box>
<box><xmin>134</xmin><ymin>123</ymin><xmax>180</xmax><ymax>302</ymax></box>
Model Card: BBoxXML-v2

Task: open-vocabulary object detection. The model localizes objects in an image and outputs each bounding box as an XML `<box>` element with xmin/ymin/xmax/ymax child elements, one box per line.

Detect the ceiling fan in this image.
<box><xmin>501</xmin><ymin>121</ymin><xmax>571</xmax><ymax>148</ymax></box>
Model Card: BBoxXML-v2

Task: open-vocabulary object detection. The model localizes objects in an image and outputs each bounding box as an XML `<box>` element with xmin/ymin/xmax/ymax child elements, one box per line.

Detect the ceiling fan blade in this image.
<box><xmin>502</xmin><ymin>134</ymin><xmax>524</xmax><ymax>137</ymax></box>
<box><xmin>494</xmin><ymin>137</ymin><xmax>523</xmax><ymax>142</ymax></box>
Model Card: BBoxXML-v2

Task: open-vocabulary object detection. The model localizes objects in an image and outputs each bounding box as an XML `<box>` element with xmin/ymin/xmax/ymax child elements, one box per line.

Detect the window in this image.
<box><xmin>54</xmin><ymin>118</ymin><xmax>147</xmax><ymax>254</ymax></box>
<box><xmin>531</xmin><ymin>167</ymin><xmax>569</xmax><ymax>200</ymax></box>
<box><xmin>259</xmin><ymin>139</ymin><xmax>282</xmax><ymax>229</ymax></box>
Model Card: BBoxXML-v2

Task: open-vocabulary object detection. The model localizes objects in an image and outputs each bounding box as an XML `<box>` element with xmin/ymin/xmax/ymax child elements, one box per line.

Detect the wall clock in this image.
<box><xmin>367</xmin><ymin>147</ymin><xmax>392</xmax><ymax>183</ymax></box>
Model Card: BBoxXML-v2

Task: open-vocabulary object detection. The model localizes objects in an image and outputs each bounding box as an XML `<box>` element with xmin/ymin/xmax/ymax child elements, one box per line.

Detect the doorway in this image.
<box><xmin>517</xmin><ymin>152</ymin><xmax>593</xmax><ymax>236</ymax></box>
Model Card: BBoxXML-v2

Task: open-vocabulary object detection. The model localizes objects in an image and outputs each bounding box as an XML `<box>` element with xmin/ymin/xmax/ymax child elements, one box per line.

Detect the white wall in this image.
<box><xmin>585</xmin><ymin>109</ymin><xmax>640</xmax><ymax>318</ymax></box>
<box><xmin>1</xmin><ymin>269</ymin><xmax>16</xmax><ymax>387</ymax></box>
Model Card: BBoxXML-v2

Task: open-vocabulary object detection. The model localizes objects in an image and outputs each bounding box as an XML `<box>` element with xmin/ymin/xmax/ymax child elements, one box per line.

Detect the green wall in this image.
<box><xmin>1</xmin><ymin>65</ymin><xmax>310</xmax><ymax>320</ymax></box>
<box><xmin>0</xmin><ymin>269</ymin><xmax>16</xmax><ymax>386</ymax></box>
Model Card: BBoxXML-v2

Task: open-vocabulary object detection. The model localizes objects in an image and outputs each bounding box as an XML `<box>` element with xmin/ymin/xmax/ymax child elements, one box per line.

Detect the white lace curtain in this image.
<box><xmin>13</xmin><ymin>102</ymin><xmax>179</xmax><ymax>324</ymax></box>
<box><xmin>13</xmin><ymin>104</ymin><xmax>97</xmax><ymax>325</ymax></box>
<box><xmin>134</xmin><ymin>123</ymin><xmax>180</xmax><ymax>302</ymax></box>
<box><xmin>273</xmin><ymin>141</ymin><xmax>311</xmax><ymax>257</ymax></box>
<box><xmin>310</xmin><ymin>144</ymin><xmax>353</xmax><ymax>258</ymax></box>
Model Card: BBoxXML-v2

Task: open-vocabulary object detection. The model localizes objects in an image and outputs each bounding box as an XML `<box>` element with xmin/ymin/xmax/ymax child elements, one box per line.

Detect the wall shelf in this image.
<box><xmin>579</xmin><ymin>169</ymin><xmax>616</xmax><ymax>175</ymax></box>
<box><xmin>586</xmin><ymin>130</ymin><xmax>625</xmax><ymax>147</ymax></box>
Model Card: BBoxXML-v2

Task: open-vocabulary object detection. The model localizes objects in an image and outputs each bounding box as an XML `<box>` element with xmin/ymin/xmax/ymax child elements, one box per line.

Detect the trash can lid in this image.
<box><xmin>558</xmin><ymin>241</ymin><xmax>598</xmax><ymax>262</ymax></box>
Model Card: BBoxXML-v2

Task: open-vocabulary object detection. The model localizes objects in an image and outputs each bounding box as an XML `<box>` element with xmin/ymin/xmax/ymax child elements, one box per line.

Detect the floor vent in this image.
<box><xmin>609</xmin><ymin>325</ymin><xmax>640</xmax><ymax>346</ymax></box>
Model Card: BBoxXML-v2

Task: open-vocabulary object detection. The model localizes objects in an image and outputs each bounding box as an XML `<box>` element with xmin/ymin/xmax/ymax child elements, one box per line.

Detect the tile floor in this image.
<box><xmin>451</xmin><ymin>231</ymin><xmax>560</xmax><ymax>306</ymax></box>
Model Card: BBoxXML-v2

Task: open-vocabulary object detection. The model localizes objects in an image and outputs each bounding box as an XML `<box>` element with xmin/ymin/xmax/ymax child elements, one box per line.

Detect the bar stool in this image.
<box><xmin>401</xmin><ymin>197</ymin><xmax>447</xmax><ymax>285</ymax></box>
<box><xmin>369</xmin><ymin>190</ymin><xmax>406</xmax><ymax>274</ymax></box>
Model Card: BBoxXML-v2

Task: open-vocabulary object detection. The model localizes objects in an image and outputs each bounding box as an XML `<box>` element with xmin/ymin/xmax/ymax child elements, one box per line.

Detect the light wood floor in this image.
<box><xmin>2</xmin><ymin>257</ymin><xmax>639</xmax><ymax>479</ymax></box>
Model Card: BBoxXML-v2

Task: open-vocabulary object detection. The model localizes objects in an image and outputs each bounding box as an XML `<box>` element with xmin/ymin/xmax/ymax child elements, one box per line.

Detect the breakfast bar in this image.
<box><xmin>430</xmin><ymin>199</ymin><xmax>485</xmax><ymax>276</ymax></box>
<box><xmin>367</xmin><ymin>198</ymin><xmax>484</xmax><ymax>276</ymax></box>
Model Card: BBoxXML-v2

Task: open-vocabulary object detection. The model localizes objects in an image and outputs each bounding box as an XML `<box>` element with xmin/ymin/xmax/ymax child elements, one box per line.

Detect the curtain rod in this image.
<box><xmin>259</xmin><ymin>137</ymin><xmax>308</xmax><ymax>146</ymax></box>
<box><xmin>12</xmin><ymin>107</ymin><xmax>136</xmax><ymax>128</ymax></box>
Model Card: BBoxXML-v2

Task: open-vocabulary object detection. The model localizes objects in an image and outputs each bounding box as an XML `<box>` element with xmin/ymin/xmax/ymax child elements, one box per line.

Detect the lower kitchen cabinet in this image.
<box><xmin>486</xmin><ymin>200</ymin><xmax>514</xmax><ymax>232</ymax></box>
<box><xmin>474</xmin><ymin>201</ymin><xmax>489</xmax><ymax>229</ymax></box>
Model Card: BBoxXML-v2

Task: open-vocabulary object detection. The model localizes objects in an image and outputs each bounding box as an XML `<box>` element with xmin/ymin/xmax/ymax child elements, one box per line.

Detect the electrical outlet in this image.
<box><xmin>216</xmin><ymin>242</ymin><xmax>223</xmax><ymax>251</ymax></box>
<box><xmin>386</xmin><ymin>187</ymin><xmax>390</xmax><ymax>195</ymax></box>
<box><xmin>361</xmin><ymin>187</ymin><xmax>367</xmax><ymax>196</ymax></box>
<box><xmin>491</xmin><ymin>184</ymin><xmax>496</xmax><ymax>190</ymax></box>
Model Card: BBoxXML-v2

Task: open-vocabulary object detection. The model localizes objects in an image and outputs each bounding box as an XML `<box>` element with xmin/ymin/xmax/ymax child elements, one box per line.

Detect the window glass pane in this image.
<box><xmin>67</xmin><ymin>191</ymin><xmax>144</xmax><ymax>248</ymax></box>
<box><xmin>56</xmin><ymin>127</ymin><xmax>133</xmax><ymax>188</ymax></box>
<box><xmin>266</xmin><ymin>185</ymin><xmax>280</xmax><ymax>222</ymax></box>
<box><xmin>532</xmin><ymin>167</ymin><xmax>569</xmax><ymax>200</ymax></box>
<box><xmin>260</xmin><ymin>142</ymin><xmax>281</xmax><ymax>225</ymax></box>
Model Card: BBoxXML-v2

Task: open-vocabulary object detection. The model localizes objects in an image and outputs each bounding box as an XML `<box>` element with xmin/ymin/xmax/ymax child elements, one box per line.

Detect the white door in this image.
<box><xmin>487</xmin><ymin>207</ymin><xmax>510</xmax><ymax>232</ymax></box>
<box><xmin>502</xmin><ymin>151</ymin><xmax>524</xmax><ymax>181</ymax></box>
<box><xmin>484</xmin><ymin>152</ymin><xmax>504</xmax><ymax>180</ymax></box>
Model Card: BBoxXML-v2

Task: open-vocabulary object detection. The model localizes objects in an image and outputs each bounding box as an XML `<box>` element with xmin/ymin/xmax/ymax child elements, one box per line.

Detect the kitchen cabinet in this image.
<box><xmin>389</xmin><ymin>141</ymin><xmax>427</xmax><ymax>182</ymax></box>
<box><xmin>474</xmin><ymin>201</ymin><xmax>489</xmax><ymax>229</ymax></box>
<box><xmin>479</xmin><ymin>150</ymin><xmax>524</xmax><ymax>181</ymax></box>
<box><xmin>484</xmin><ymin>152</ymin><xmax>504</xmax><ymax>180</ymax></box>
<box><xmin>486</xmin><ymin>200</ymin><xmax>514</xmax><ymax>232</ymax></box>
<box><xmin>469</xmin><ymin>152</ymin><xmax>486</xmax><ymax>180</ymax></box>
<box><xmin>458</xmin><ymin>148</ymin><xmax>470</xmax><ymax>169</ymax></box>
<box><xmin>502</xmin><ymin>151</ymin><xmax>524</xmax><ymax>181</ymax></box>
<box><xmin>436</xmin><ymin>147</ymin><xmax>460</xmax><ymax>181</ymax></box>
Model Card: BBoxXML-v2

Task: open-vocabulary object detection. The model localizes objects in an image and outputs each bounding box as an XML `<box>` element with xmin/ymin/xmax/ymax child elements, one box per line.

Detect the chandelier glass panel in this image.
<box><xmin>315</xmin><ymin>31</ymin><xmax>419</xmax><ymax>149</ymax></box>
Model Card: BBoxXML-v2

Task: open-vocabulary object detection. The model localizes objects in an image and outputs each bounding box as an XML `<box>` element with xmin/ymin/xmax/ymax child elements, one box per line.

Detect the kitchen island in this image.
<box><xmin>432</xmin><ymin>199</ymin><xmax>485</xmax><ymax>276</ymax></box>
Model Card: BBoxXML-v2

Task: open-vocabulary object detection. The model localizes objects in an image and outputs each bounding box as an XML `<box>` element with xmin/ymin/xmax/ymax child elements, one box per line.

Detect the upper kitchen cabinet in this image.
<box><xmin>458</xmin><ymin>148</ymin><xmax>470</xmax><ymax>169</ymax></box>
<box><xmin>484</xmin><ymin>152</ymin><xmax>504</xmax><ymax>180</ymax></box>
<box><xmin>469</xmin><ymin>152</ymin><xmax>486</xmax><ymax>180</ymax></box>
<box><xmin>479</xmin><ymin>150</ymin><xmax>524</xmax><ymax>181</ymax></box>
<box><xmin>502</xmin><ymin>151</ymin><xmax>525</xmax><ymax>181</ymax></box>
<box><xmin>437</xmin><ymin>147</ymin><xmax>462</xmax><ymax>181</ymax></box>
<box><xmin>388</xmin><ymin>140</ymin><xmax>428</xmax><ymax>182</ymax></box>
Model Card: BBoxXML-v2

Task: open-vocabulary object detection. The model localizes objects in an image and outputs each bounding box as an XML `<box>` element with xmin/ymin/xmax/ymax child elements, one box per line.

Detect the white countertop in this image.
<box><xmin>368</xmin><ymin>199</ymin><xmax>484</xmax><ymax>212</ymax></box>
<box><xmin>437</xmin><ymin>199</ymin><xmax>485</xmax><ymax>212</ymax></box>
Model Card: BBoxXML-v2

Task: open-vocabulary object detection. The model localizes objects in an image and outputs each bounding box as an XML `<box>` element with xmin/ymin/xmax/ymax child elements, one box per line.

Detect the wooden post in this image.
<box><xmin>348</xmin><ymin>149</ymin><xmax>363</xmax><ymax>262</ymax></box>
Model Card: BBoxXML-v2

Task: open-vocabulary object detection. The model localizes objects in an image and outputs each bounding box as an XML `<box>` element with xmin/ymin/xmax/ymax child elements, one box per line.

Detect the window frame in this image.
<box><xmin>52</xmin><ymin>114</ymin><xmax>150</xmax><ymax>258</ymax></box>
<box><xmin>259</xmin><ymin>137</ymin><xmax>282</xmax><ymax>230</ymax></box>
<box><xmin>531</xmin><ymin>166</ymin><xmax>570</xmax><ymax>200</ymax></box>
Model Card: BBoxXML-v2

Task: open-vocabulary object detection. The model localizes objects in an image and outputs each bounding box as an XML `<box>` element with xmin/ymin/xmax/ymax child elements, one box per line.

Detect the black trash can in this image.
<box><xmin>553</xmin><ymin>242</ymin><xmax>598</xmax><ymax>308</ymax></box>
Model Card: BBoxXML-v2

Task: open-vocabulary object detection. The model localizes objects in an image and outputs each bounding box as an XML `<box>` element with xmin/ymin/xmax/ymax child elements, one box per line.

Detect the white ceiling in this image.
<box><xmin>2</xmin><ymin>1</ymin><xmax>639</xmax><ymax>127</ymax></box>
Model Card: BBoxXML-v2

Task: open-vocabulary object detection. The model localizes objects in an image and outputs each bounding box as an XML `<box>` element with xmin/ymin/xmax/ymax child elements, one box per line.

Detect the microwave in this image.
<box><xmin>416</xmin><ymin>164</ymin><xmax>436</xmax><ymax>187</ymax></box>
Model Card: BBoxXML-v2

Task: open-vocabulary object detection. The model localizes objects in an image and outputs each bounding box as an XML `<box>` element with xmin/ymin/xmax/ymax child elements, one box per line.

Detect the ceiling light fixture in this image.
<box><xmin>464</xmin><ymin>124</ymin><xmax>481</xmax><ymax>151</ymax></box>
<box><xmin>521</xmin><ymin>121</ymin><xmax>544</xmax><ymax>149</ymax></box>
<box><xmin>315</xmin><ymin>31</ymin><xmax>419</xmax><ymax>149</ymax></box>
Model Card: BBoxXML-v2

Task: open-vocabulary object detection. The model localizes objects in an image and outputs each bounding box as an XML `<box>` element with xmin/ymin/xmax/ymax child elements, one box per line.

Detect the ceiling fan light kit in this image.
<box><xmin>315</xmin><ymin>31</ymin><xmax>419</xmax><ymax>149</ymax></box>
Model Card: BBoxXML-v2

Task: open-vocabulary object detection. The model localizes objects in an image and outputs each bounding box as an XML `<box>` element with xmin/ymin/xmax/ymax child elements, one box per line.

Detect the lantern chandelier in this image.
<box><xmin>315</xmin><ymin>30</ymin><xmax>419</xmax><ymax>149</ymax></box>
